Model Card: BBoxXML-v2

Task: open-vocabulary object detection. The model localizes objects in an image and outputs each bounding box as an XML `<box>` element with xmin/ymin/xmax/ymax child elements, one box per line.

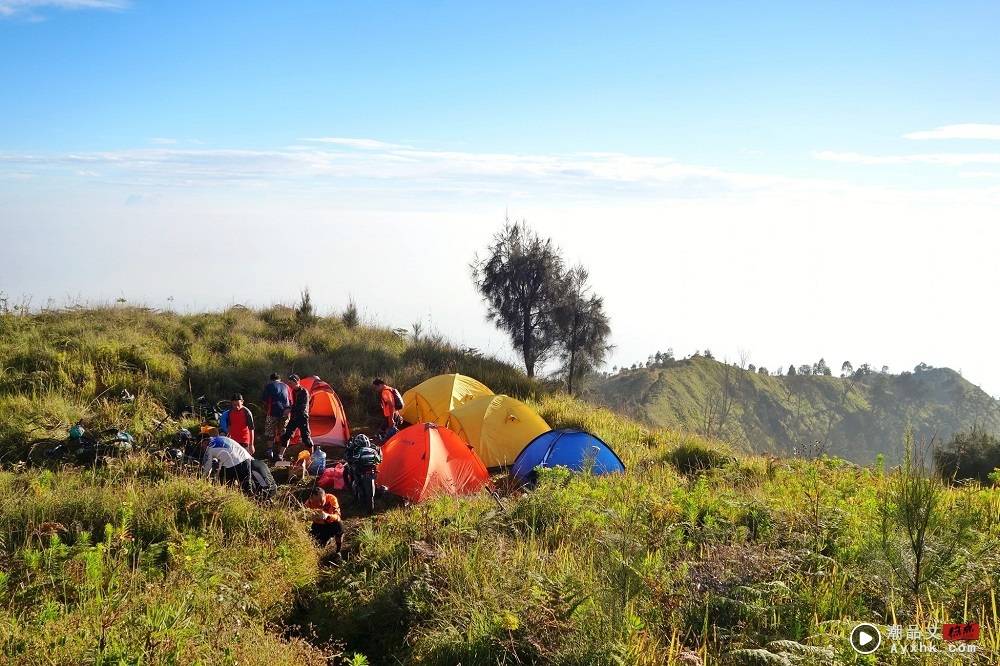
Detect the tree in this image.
<box><xmin>798</xmin><ymin>364</ymin><xmax>812</xmax><ymax>376</ymax></box>
<box><xmin>841</xmin><ymin>361</ymin><xmax>853</xmax><ymax>378</ymax></box>
<box><xmin>471</xmin><ymin>219</ymin><xmax>565</xmax><ymax>377</ymax></box>
<box><xmin>703</xmin><ymin>349</ymin><xmax>714</xmax><ymax>359</ymax></box>
<box><xmin>551</xmin><ymin>266</ymin><xmax>613</xmax><ymax>395</ymax></box>
<box><xmin>296</xmin><ymin>288</ymin><xmax>318</xmax><ymax>329</ymax></box>
<box><xmin>880</xmin><ymin>435</ymin><xmax>976</xmax><ymax>599</ymax></box>
<box><xmin>813</xmin><ymin>358</ymin><xmax>831</xmax><ymax>376</ymax></box>
<box><xmin>787</xmin><ymin>365</ymin><xmax>797</xmax><ymax>377</ymax></box>
<box><xmin>700</xmin><ymin>361</ymin><xmax>737</xmax><ymax>439</ymax></box>
<box><xmin>342</xmin><ymin>297</ymin><xmax>359</xmax><ymax>329</ymax></box>
<box><xmin>758</xmin><ymin>366</ymin><xmax>769</xmax><ymax>376</ymax></box>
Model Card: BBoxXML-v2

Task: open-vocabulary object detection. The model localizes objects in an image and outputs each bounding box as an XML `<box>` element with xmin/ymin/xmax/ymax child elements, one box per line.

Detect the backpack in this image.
<box><xmin>318</xmin><ymin>462</ymin><xmax>346</xmax><ymax>491</ymax></box>
<box><xmin>391</xmin><ymin>387</ymin><xmax>404</xmax><ymax>411</ymax></box>
<box><xmin>250</xmin><ymin>460</ymin><xmax>277</xmax><ymax>500</ymax></box>
<box><xmin>349</xmin><ymin>445</ymin><xmax>382</xmax><ymax>467</ymax></box>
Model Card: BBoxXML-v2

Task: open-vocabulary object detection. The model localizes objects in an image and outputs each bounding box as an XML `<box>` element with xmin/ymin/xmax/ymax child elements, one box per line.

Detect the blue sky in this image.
<box><xmin>3</xmin><ymin>1</ymin><xmax>1000</xmax><ymax>395</ymax></box>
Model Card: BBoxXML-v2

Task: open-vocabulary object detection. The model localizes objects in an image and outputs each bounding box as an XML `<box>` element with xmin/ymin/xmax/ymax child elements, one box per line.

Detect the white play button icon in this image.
<box><xmin>851</xmin><ymin>623</ymin><xmax>882</xmax><ymax>654</ymax></box>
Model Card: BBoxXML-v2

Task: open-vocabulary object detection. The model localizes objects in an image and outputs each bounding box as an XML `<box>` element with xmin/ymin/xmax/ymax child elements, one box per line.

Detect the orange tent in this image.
<box><xmin>379</xmin><ymin>423</ymin><xmax>490</xmax><ymax>503</ymax></box>
<box><xmin>287</xmin><ymin>376</ymin><xmax>351</xmax><ymax>448</ymax></box>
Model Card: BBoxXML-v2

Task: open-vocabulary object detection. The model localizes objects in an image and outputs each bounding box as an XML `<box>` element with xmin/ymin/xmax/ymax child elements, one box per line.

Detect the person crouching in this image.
<box><xmin>304</xmin><ymin>486</ymin><xmax>343</xmax><ymax>553</ymax></box>
<box><xmin>202</xmin><ymin>435</ymin><xmax>253</xmax><ymax>493</ymax></box>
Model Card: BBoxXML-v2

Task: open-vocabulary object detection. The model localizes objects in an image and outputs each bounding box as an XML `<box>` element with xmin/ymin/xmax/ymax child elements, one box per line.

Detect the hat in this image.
<box><xmin>289</xmin><ymin>373</ymin><xmax>300</xmax><ymax>382</ymax></box>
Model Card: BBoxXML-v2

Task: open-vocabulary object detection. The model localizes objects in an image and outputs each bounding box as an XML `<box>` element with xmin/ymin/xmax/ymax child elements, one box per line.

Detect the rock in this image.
<box><xmin>725</xmin><ymin>649</ymin><xmax>794</xmax><ymax>666</ymax></box>
<box><xmin>678</xmin><ymin>650</ymin><xmax>702</xmax><ymax>665</ymax></box>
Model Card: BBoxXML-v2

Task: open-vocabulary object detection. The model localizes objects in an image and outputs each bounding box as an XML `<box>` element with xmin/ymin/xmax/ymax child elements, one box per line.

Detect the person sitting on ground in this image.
<box><xmin>373</xmin><ymin>378</ymin><xmax>402</xmax><ymax>437</ymax></box>
<box><xmin>278</xmin><ymin>374</ymin><xmax>312</xmax><ymax>458</ymax></box>
<box><xmin>261</xmin><ymin>373</ymin><xmax>291</xmax><ymax>461</ymax></box>
<box><xmin>202</xmin><ymin>435</ymin><xmax>253</xmax><ymax>493</ymax></box>
<box><xmin>304</xmin><ymin>486</ymin><xmax>343</xmax><ymax>553</ymax></box>
<box><xmin>219</xmin><ymin>393</ymin><xmax>255</xmax><ymax>455</ymax></box>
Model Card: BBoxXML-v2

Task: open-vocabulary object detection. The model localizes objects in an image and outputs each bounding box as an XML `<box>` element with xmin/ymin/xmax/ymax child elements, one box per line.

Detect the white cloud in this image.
<box><xmin>149</xmin><ymin>138</ymin><xmax>178</xmax><ymax>145</ymax></box>
<box><xmin>0</xmin><ymin>141</ymin><xmax>821</xmax><ymax>198</ymax></box>
<box><xmin>814</xmin><ymin>150</ymin><xmax>1000</xmax><ymax>166</ymax></box>
<box><xmin>904</xmin><ymin>123</ymin><xmax>1000</xmax><ymax>141</ymax></box>
<box><xmin>959</xmin><ymin>171</ymin><xmax>1000</xmax><ymax>180</ymax></box>
<box><xmin>301</xmin><ymin>137</ymin><xmax>408</xmax><ymax>150</ymax></box>
<box><xmin>0</xmin><ymin>0</ymin><xmax>128</xmax><ymax>18</ymax></box>
<box><xmin>4</xmin><ymin>139</ymin><xmax>999</xmax><ymax>215</ymax></box>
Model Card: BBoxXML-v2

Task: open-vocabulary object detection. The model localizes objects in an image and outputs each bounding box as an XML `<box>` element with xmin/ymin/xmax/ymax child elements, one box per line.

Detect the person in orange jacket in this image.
<box><xmin>372</xmin><ymin>378</ymin><xmax>401</xmax><ymax>436</ymax></box>
<box><xmin>304</xmin><ymin>486</ymin><xmax>343</xmax><ymax>552</ymax></box>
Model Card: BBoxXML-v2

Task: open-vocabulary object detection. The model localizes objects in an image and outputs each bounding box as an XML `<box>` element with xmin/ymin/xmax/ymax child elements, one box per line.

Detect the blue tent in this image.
<box><xmin>511</xmin><ymin>429</ymin><xmax>625</xmax><ymax>480</ymax></box>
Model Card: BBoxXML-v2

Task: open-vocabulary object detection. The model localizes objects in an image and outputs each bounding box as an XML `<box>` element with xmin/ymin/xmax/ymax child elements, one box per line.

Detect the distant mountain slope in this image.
<box><xmin>586</xmin><ymin>357</ymin><xmax>1000</xmax><ymax>462</ymax></box>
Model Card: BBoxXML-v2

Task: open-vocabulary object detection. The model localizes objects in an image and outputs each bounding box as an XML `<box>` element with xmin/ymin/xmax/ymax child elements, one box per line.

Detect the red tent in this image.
<box><xmin>286</xmin><ymin>376</ymin><xmax>351</xmax><ymax>448</ymax></box>
<box><xmin>379</xmin><ymin>423</ymin><xmax>490</xmax><ymax>503</ymax></box>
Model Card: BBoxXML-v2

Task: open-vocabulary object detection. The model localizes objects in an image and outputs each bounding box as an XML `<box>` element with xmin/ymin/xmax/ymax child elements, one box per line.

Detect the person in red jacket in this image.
<box><xmin>372</xmin><ymin>378</ymin><xmax>401</xmax><ymax>435</ymax></box>
<box><xmin>221</xmin><ymin>393</ymin><xmax>255</xmax><ymax>455</ymax></box>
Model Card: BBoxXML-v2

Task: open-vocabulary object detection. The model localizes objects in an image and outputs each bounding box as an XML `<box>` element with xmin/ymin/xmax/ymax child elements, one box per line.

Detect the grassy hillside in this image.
<box><xmin>587</xmin><ymin>357</ymin><xmax>1000</xmax><ymax>463</ymax></box>
<box><xmin>4</xmin><ymin>394</ymin><xmax>999</xmax><ymax>664</ymax></box>
<box><xmin>0</xmin><ymin>305</ymin><xmax>537</xmax><ymax>460</ymax></box>
<box><xmin>2</xmin><ymin>307</ymin><xmax>999</xmax><ymax>664</ymax></box>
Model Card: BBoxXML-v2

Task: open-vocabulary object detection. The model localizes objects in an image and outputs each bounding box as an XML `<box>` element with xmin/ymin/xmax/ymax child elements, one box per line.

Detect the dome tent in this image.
<box><xmin>286</xmin><ymin>375</ymin><xmax>351</xmax><ymax>448</ymax></box>
<box><xmin>379</xmin><ymin>423</ymin><xmax>490</xmax><ymax>503</ymax></box>
<box><xmin>511</xmin><ymin>429</ymin><xmax>625</xmax><ymax>480</ymax></box>
<box><xmin>400</xmin><ymin>373</ymin><xmax>493</xmax><ymax>426</ymax></box>
<box><xmin>445</xmin><ymin>394</ymin><xmax>550</xmax><ymax>468</ymax></box>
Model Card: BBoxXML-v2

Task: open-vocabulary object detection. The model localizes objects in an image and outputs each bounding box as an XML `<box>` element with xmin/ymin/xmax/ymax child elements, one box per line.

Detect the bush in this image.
<box><xmin>667</xmin><ymin>441</ymin><xmax>736</xmax><ymax>476</ymax></box>
<box><xmin>934</xmin><ymin>425</ymin><xmax>1000</xmax><ymax>484</ymax></box>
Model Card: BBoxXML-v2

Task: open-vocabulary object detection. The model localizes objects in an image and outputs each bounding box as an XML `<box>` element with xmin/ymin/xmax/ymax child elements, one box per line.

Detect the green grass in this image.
<box><xmin>0</xmin><ymin>456</ymin><xmax>328</xmax><ymax>664</ymax></box>
<box><xmin>3</xmin><ymin>306</ymin><xmax>1000</xmax><ymax>664</ymax></box>
<box><xmin>295</xmin><ymin>396</ymin><xmax>1000</xmax><ymax>665</ymax></box>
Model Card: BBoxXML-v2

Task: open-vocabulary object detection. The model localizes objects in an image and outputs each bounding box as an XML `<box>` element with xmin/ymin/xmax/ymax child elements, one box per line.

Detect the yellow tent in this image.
<box><xmin>400</xmin><ymin>373</ymin><xmax>494</xmax><ymax>425</ymax></box>
<box><xmin>445</xmin><ymin>394</ymin><xmax>550</xmax><ymax>468</ymax></box>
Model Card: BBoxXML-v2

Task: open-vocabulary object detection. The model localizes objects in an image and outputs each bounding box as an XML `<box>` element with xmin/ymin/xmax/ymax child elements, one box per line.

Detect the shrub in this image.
<box><xmin>934</xmin><ymin>424</ymin><xmax>1000</xmax><ymax>484</ymax></box>
<box><xmin>342</xmin><ymin>299</ymin><xmax>360</xmax><ymax>329</ymax></box>
<box><xmin>667</xmin><ymin>441</ymin><xmax>736</xmax><ymax>476</ymax></box>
